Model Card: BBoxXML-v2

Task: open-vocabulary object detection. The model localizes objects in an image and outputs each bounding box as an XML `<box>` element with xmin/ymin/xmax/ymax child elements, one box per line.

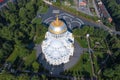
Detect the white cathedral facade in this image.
<box><xmin>41</xmin><ymin>16</ymin><xmax>74</xmax><ymax>65</ymax></box>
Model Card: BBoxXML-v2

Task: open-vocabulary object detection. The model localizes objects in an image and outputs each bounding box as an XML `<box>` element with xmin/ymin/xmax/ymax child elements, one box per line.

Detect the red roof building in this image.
<box><xmin>0</xmin><ymin>0</ymin><xmax>4</xmax><ymax>3</ymax></box>
<box><xmin>79</xmin><ymin>2</ymin><xmax>86</xmax><ymax>6</ymax></box>
<box><xmin>79</xmin><ymin>0</ymin><xmax>87</xmax><ymax>6</ymax></box>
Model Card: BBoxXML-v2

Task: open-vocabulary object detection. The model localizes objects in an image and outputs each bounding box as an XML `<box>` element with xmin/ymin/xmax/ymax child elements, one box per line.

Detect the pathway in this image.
<box><xmin>86</xmin><ymin>36</ymin><xmax>97</xmax><ymax>80</ymax></box>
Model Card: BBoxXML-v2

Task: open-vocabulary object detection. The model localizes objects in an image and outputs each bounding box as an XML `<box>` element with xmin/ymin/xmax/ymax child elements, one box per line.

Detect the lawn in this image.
<box><xmin>75</xmin><ymin>37</ymin><xmax>88</xmax><ymax>48</ymax></box>
<box><xmin>6</xmin><ymin>44</ymin><xmax>29</xmax><ymax>63</ymax></box>
<box><xmin>24</xmin><ymin>50</ymin><xmax>36</xmax><ymax>66</ymax></box>
<box><xmin>32</xmin><ymin>61</ymin><xmax>39</xmax><ymax>72</ymax></box>
<box><xmin>32</xmin><ymin>18</ymin><xmax>42</xmax><ymax>24</ymax></box>
<box><xmin>34</xmin><ymin>24</ymin><xmax>47</xmax><ymax>44</ymax></box>
<box><xmin>6</xmin><ymin>45</ymin><xmax>20</xmax><ymax>63</ymax></box>
<box><xmin>41</xmin><ymin>6</ymin><xmax>48</xmax><ymax>13</ymax></box>
<box><xmin>66</xmin><ymin>53</ymin><xmax>92</xmax><ymax>77</ymax></box>
<box><xmin>93</xmin><ymin>51</ymin><xmax>108</xmax><ymax>74</ymax></box>
<box><xmin>37</xmin><ymin>6</ymin><xmax>48</xmax><ymax>14</ymax></box>
<box><xmin>6</xmin><ymin>49</ymin><xmax>18</xmax><ymax>63</ymax></box>
<box><xmin>73</xmin><ymin>28</ymin><xmax>88</xmax><ymax>48</ymax></box>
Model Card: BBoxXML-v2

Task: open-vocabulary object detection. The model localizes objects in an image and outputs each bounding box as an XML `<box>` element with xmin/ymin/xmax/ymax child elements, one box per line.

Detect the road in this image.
<box><xmin>42</xmin><ymin>2</ymin><xmax>120</xmax><ymax>35</ymax></box>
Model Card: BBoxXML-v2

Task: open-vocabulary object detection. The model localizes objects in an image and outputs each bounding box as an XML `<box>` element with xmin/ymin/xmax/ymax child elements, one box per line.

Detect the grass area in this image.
<box><xmin>41</xmin><ymin>6</ymin><xmax>48</xmax><ymax>13</ymax></box>
<box><xmin>75</xmin><ymin>37</ymin><xmax>88</xmax><ymax>48</ymax></box>
<box><xmin>6</xmin><ymin>49</ymin><xmax>18</xmax><ymax>63</ymax></box>
<box><xmin>73</xmin><ymin>28</ymin><xmax>89</xmax><ymax>48</ymax></box>
<box><xmin>34</xmin><ymin>24</ymin><xmax>47</xmax><ymax>44</ymax></box>
<box><xmin>32</xmin><ymin>18</ymin><xmax>42</xmax><ymax>24</ymax></box>
<box><xmin>6</xmin><ymin>44</ymin><xmax>29</xmax><ymax>63</ymax></box>
<box><xmin>72</xmin><ymin>27</ymin><xmax>109</xmax><ymax>78</ymax></box>
<box><xmin>65</xmin><ymin>53</ymin><xmax>92</xmax><ymax>77</ymax></box>
<box><xmin>6</xmin><ymin>45</ymin><xmax>20</xmax><ymax>63</ymax></box>
<box><xmin>32</xmin><ymin>61</ymin><xmax>39</xmax><ymax>72</ymax></box>
<box><xmin>0</xmin><ymin>72</ymin><xmax>16</xmax><ymax>80</ymax></box>
<box><xmin>24</xmin><ymin>50</ymin><xmax>36</xmax><ymax>66</ymax></box>
<box><xmin>37</xmin><ymin>6</ymin><xmax>48</xmax><ymax>14</ymax></box>
<box><xmin>93</xmin><ymin>51</ymin><xmax>108</xmax><ymax>74</ymax></box>
<box><xmin>90</xmin><ymin>37</ymin><xmax>105</xmax><ymax>48</ymax></box>
<box><xmin>34</xmin><ymin>34</ymin><xmax>45</xmax><ymax>44</ymax></box>
<box><xmin>73</xmin><ymin>26</ymin><xmax>108</xmax><ymax>49</ymax></box>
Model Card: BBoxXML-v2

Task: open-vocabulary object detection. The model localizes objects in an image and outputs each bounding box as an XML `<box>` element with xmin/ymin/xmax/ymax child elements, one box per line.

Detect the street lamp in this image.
<box><xmin>86</xmin><ymin>34</ymin><xmax>90</xmax><ymax>38</ymax></box>
<box><xmin>86</xmin><ymin>34</ymin><xmax>90</xmax><ymax>53</ymax></box>
<box><xmin>96</xmin><ymin>20</ymin><xmax>101</xmax><ymax>28</ymax></box>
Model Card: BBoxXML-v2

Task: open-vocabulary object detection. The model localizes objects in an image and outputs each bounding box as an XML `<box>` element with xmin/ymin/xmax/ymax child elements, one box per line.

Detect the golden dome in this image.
<box><xmin>49</xmin><ymin>16</ymin><xmax>67</xmax><ymax>34</ymax></box>
<box><xmin>51</xmin><ymin>16</ymin><xmax>63</xmax><ymax>27</ymax></box>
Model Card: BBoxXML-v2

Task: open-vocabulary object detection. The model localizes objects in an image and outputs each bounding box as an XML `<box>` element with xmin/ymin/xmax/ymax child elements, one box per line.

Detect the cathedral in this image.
<box><xmin>41</xmin><ymin>16</ymin><xmax>74</xmax><ymax>65</ymax></box>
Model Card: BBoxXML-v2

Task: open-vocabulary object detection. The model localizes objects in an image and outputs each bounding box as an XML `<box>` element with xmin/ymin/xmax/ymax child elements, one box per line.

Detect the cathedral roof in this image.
<box><xmin>48</xmin><ymin>16</ymin><xmax>67</xmax><ymax>34</ymax></box>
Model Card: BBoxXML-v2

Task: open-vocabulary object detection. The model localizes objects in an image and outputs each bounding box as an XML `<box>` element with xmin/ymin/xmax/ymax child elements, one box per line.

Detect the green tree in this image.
<box><xmin>19</xmin><ymin>7</ymin><xmax>27</xmax><ymax>19</ymax></box>
<box><xmin>7</xmin><ymin>2</ymin><xmax>16</xmax><ymax>12</ymax></box>
<box><xmin>0</xmin><ymin>73</ymin><xmax>16</xmax><ymax>80</ymax></box>
<box><xmin>17</xmin><ymin>74</ymin><xmax>30</xmax><ymax>80</ymax></box>
<box><xmin>31</xmin><ymin>75</ymin><xmax>39</xmax><ymax>80</ymax></box>
<box><xmin>32</xmin><ymin>61</ymin><xmax>39</xmax><ymax>72</ymax></box>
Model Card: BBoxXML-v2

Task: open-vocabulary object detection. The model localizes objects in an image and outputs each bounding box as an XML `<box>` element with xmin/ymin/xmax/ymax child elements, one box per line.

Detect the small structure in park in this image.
<box><xmin>41</xmin><ymin>16</ymin><xmax>74</xmax><ymax>65</ymax></box>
